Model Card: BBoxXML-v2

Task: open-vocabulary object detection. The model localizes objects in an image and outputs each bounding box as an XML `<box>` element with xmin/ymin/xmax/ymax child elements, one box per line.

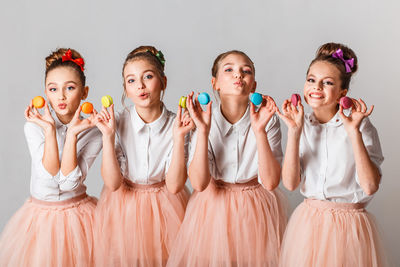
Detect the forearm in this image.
<box><xmin>349</xmin><ymin>131</ymin><xmax>381</xmax><ymax>195</ymax></box>
<box><xmin>60</xmin><ymin>133</ymin><xmax>78</xmax><ymax>177</ymax></box>
<box><xmin>101</xmin><ymin>135</ymin><xmax>123</xmax><ymax>191</ymax></box>
<box><xmin>256</xmin><ymin>132</ymin><xmax>281</xmax><ymax>191</ymax></box>
<box><xmin>42</xmin><ymin>128</ymin><xmax>60</xmax><ymax>176</ymax></box>
<box><xmin>281</xmin><ymin>130</ymin><xmax>301</xmax><ymax>191</ymax></box>
<box><xmin>165</xmin><ymin>137</ymin><xmax>187</xmax><ymax>194</ymax></box>
<box><xmin>188</xmin><ymin>131</ymin><xmax>211</xmax><ymax>191</ymax></box>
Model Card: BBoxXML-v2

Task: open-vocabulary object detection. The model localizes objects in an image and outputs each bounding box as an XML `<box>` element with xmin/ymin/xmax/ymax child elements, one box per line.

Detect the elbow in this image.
<box><xmin>263</xmin><ymin>180</ymin><xmax>280</xmax><ymax>191</ymax></box>
<box><xmin>363</xmin><ymin>183</ymin><xmax>379</xmax><ymax>196</ymax></box>
<box><xmin>282</xmin><ymin>179</ymin><xmax>299</xmax><ymax>191</ymax></box>
<box><xmin>166</xmin><ymin>183</ymin><xmax>184</xmax><ymax>194</ymax></box>
<box><xmin>191</xmin><ymin>178</ymin><xmax>210</xmax><ymax>192</ymax></box>
<box><xmin>105</xmin><ymin>181</ymin><xmax>122</xmax><ymax>192</ymax></box>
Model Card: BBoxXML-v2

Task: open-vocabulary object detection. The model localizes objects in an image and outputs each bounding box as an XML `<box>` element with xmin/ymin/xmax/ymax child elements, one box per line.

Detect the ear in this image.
<box><xmin>211</xmin><ymin>77</ymin><xmax>218</xmax><ymax>91</ymax></box>
<box><xmin>81</xmin><ymin>86</ymin><xmax>89</xmax><ymax>100</ymax></box>
<box><xmin>162</xmin><ymin>76</ymin><xmax>167</xmax><ymax>91</ymax></box>
<box><xmin>251</xmin><ymin>81</ymin><xmax>257</xmax><ymax>93</ymax></box>
<box><xmin>337</xmin><ymin>89</ymin><xmax>348</xmax><ymax>102</ymax></box>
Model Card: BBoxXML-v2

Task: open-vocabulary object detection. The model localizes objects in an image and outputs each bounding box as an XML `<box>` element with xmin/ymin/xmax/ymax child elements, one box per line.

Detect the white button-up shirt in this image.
<box><xmin>24</xmin><ymin>112</ymin><xmax>102</xmax><ymax>201</ymax></box>
<box><xmin>189</xmin><ymin>105</ymin><xmax>283</xmax><ymax>184</ymax></box>
<box><xmin>115</xmin><ymin>104</ymin><xmax>187</xmax><ymax>185</ymax></box>
<box><xmin>299</xmin><ymin>112</ymin><xmax>384</xmax><ymax>204</ymax></box>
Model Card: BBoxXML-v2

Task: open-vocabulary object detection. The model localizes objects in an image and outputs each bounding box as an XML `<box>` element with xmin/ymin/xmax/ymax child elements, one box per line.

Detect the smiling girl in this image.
<box><xmin>0</xmin><ymin>48</ymin><xmax>102</xmax><ymax>266</ymax></box>
<box><xmin>278</xmin><ymin>43</ymin><xmax>387</xmax><ymax>267</ymax></box>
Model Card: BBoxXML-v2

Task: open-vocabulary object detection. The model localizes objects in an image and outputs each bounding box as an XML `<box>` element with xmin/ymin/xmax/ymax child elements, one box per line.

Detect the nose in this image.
<box><xmin>316</xmin><ymin>81</ymin><xmax>323</xmax><ymax>90</ymax></box>
<box><xmin>137</xmin><ymin>79</ymin><xmax>145</xmax><ymax>89</ymax></box>
<box><xmin>58</xmin><ymin>89</ymin><xmax>66</xmax><ymax>100</ymax></box>
<box><xmin>234</xmin><ymin>71</ymin><xmax>242</xmax><ymax>79</ymax></box>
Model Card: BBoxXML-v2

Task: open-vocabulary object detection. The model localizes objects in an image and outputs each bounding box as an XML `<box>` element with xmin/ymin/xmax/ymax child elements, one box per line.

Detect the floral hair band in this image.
<box><xmin>147</xmin><ymin>50</ymin><xmax>165</xmax><ymax>67</ymax></box>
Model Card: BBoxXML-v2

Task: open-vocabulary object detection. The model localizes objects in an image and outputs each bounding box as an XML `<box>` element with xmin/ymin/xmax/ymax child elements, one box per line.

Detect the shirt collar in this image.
<box><xmin>306</xmin><ymin>111</ymin><xmax>343</xmax><ymax>127</ymax></box>
<box><xmin>214</xmin><ymin>104</ymin><xmax>250</xmax><ymax>136</ymax></box>
<box><xmin>130</xmin><ymin>103</ymin><xmax>168</xmax><ymax>133</ymax></box>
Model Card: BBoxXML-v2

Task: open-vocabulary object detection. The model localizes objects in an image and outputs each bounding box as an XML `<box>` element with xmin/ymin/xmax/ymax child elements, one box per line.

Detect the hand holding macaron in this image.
<box><xmin>25</xmin><ymin>96</ymin><xmax>55</xmax><ymax>131</ymax></box>
<box><xmin>186</xmin><ymin>91</ymin><xmax>212</xmax><ymax>134</ymax></box>
<box><xmin>276</xmin><ymin>93</ymin><xmax>304</xmax><ymax>134</ymax></box>
<box><xmin>339</xmin><ymin>97</ymin><xmax>374</xmax><ymax>133</ymax></box>
<box><xmin>250</xmin><ymin>94</ymin><xmax>278</xmax><ymax>134</ymax></box>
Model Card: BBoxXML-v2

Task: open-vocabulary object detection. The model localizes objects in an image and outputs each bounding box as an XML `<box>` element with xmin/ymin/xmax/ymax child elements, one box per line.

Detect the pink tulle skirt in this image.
<box><xmin>167</xmin><ymin>178</ymin><xmax>288</xmax><ymax>267</ymax></box>
<box><xmin>0</xmin><ymin>193</ymin><xmax>97</xmax><ymax>267</ymax></box>
<box><xmin>94</xmin><ymin>178</ymin><xmax>190</xmax><ymax>267</ymax></box>
<box><xmin>280</xmin><ymin>198</ymin><xmax>388</xmax><ymax>267</ymax></box>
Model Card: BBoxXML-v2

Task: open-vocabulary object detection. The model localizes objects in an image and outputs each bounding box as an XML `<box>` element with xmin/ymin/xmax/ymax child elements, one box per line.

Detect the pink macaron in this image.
<box><xmin>291</xmin><ymin>94</ymin><xmax>301</xmax><ymax>106</ymax></box>
<box><xmin>340</xmin><ymin>96</ymin><xmax>353</xmax><ymax>109</ymax></box>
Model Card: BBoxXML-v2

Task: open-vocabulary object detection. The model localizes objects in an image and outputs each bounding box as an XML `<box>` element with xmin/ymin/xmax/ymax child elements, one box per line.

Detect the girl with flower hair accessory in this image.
<box><xmin>167</xmin><ymin>50</ymin><xmax>288</xmax><ymax>266</ymax></box>
<box><xmin>94</xmin><ymin>45</ymin><xmax>193</xmax><ymax>266</ymax></box>
<box><xmin>278</xmin><ymin>42</ymin><xmax>388</xmax><ymax>266</ymax></box>
<box><xmin>0</xmin><ymin>48</ymin><xmax>102</xmax><ymax>266</ymax></box>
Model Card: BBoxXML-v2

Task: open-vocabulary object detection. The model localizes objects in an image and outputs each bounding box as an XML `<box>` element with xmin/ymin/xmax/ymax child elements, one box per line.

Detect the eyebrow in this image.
<box><xmin>125</xmin><ymin>70</ymin><xmax>155</xmax><ymax>78</ymax></box>
<box><xmin>46</xmin><ymin>81</ymin><xmax>78</xmax><ymax>87</ymax></box>
<box><xmin>223</xmin><ymin>63</ymin><xmax>253</xmax><ymax>68</ymax></box>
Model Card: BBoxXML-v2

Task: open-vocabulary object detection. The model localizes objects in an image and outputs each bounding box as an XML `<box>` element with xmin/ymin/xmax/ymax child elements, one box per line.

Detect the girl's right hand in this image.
<box><xmin>95</xmin><ymin>104</ymin><xmax>116</xmax><ymax>137</ymax></box>
<box><xmin>186</xmin><ymin>91</ymin><xmax>212</xmax><ymax>135</ymax></box>
<box><xmin>24</xmin><ymin>99</ymin><xmax>55</xmax><ymax>132</ymax></box>
<box><xmin>277</xmin><ymin>98</ymin><xmax>304</xmax><ymax>135</ymax></box>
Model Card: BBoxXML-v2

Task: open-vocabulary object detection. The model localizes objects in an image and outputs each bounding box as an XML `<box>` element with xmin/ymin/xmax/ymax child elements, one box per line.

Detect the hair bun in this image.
<box><xmin>45</xmin><ymin>48</ymin><xmax>84</xmax><ymax>71</ymax></box>
<box><xmin>316</xmin><ymin>42</ymin><xmax>358</xmax><ymax>74</ymax></box>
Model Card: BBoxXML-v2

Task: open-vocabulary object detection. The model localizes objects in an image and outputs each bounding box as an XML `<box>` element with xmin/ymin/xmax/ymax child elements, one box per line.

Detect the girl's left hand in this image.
<box><xmin>67</xmin><ymin>106</ymin><xmax>98</xmax><ymax>136</ymax></box>
<box><xmin>173</xmin><ymin>105</ymin><xmax>195</xmax><ymax>139</ymax></box>
<box><xmin>250</xmin><ymin>95</ymin><xmax>277</xmax><ymax>134</ymax></box>
<box><xmin>339</xmin><ymin>98</ymin><xmax>373</xmax><ymax>134</ymax></box>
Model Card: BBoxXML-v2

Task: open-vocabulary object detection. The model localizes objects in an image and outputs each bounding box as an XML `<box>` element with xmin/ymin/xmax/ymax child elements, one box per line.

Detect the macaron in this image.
<box><xmin>81</xmin><ymin>102</ymin><xmax>94</xmax><ymax>114</ymax></box>
<box><xmin>340</xmin><ymin>96</ymin><xmax>353</xmax><ymax>109</ymax></box>
<box><xmin>198</xmin><ymin>92</ymin><xmax>210</xmax><ymax>105</ymax></box>
<box><xmin>32</xmin><ymin>96</ymin><xmax>45</xmax><ymax>109</ymax></box>
<box><xmin>179</xmin><ymin>96</ymin><xmax>187</xmax><ymax>109</ymax></box>
<box><xmin>250</xmin><ymin>92</ymin><xmax>263</xmax><ymax>105</ymax></box>
<box><xmin>101</xmin><ymin>95</ymin><xmax>113</xmax><ymax>108</ymax></box>
<box><xmin>291</xmin><ymin>94</ymin><xmax>301</xmax><ymax>106</ymax></box>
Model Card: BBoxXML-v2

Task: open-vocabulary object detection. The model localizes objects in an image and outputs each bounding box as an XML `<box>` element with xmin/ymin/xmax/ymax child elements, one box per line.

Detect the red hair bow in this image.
<box><xmin>62</xmin><ymin>49</ymin><xmax>85</xmax><ymax>71</ymax></box>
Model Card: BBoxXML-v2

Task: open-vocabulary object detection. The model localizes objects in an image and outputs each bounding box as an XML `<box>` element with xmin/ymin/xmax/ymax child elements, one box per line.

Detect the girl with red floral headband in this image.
<box><xmin>0</xmin><ymin>48</ymin><xmax>102</xmax><ymax>267</ymax></box>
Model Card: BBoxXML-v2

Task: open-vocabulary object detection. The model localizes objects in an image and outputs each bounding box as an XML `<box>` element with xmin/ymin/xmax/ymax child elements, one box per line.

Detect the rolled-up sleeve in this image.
<box><xmin>265</xmin><ymin>115</ymin><xmax>283</xmax><ymax>165</ymax></box>
<box><xmin>59</xmin><ymin>128</ymin><xmax>103</xmax><ymax>191</ymax></box>
<box><xmin>24</xmin><ymin>122</ymin><xmax>60</xmax><ymax>181</ymax></box>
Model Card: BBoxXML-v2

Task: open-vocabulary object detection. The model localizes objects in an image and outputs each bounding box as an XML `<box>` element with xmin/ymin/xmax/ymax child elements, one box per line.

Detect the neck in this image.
<box><xmin>56</xmin><ymin>113</ymin><xmax>73</xmax><ymax>125</ymax></box>
<box><xmin>220</xmin><ymin>95</ymin><xmax>248</xmax><ymax>124</ymax></box>
<box><xmin>312</xmin><ymin>105</ymin><xmax>338</xmax><ymax>123</ymax></box>
<box><xmin>135</xmin><ymin>103</ymin><xmax>163</xmax><ymax>123</ymax></box>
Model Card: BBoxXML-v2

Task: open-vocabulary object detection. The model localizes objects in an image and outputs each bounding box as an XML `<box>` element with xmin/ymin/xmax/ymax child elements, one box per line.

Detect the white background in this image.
<box><xmin>0</xmin><ymin>0</ymin><xmax>399</xmax><ymax>265</ymax></box>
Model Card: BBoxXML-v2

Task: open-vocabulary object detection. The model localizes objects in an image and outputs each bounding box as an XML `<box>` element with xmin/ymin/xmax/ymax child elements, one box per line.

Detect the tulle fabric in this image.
<box><xmin>94</xmin><ymin>178</ymin><xmax>190</xmax><ymax>267</ymax></box>
<box><xmin>0</xmin><ymin>194</ymin><xmax>97</xmax><ymax>267</ymax></box>
<box><xmin>167</xmin><ymin>178</ymin><xmax>288</xmax><ymax>267</ymax></box>
<box><xmin>280</xmin><ymin>198</ymin><xmax>388</xmax><ymax>267</ymax></box>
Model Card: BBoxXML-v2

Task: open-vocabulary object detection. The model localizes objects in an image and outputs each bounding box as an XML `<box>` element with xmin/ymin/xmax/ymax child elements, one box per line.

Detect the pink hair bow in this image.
<box><xmin>332</xmin><ymin>49</ymin><xmax>354</xmax><ymax>73</ymax></box>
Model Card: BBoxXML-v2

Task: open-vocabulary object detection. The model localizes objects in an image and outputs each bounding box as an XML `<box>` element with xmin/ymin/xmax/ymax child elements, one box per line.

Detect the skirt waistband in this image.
<box><xmin>213</xmin><ymin>178</ymin><xmax>260</xmax><ymax>191</ymax></box>
<box><xmin>304</xmin><ymin>198</ymin><xmax>366</xmax><ymax>211</ymax></box>
<box><xmin>123</xmin><ymin>178</ymin><xmax>166</xmax><ymax>191</ymax></box>
<box><xmin>30</xmin><ymin>193</ymin><xmax>89</xmax><ymax>207</ymax></box>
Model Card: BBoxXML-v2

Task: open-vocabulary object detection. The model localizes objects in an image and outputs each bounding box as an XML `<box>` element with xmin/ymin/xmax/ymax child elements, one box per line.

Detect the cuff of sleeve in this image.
<box><xmin>59</xmin><ymin>166</ymin><xmax>83</xmax><ymax>191</ymax></box>
<box><xmin>37</xmin><ymin>160</ymin><xmax>60</xmax><ymax>182</ymax></box>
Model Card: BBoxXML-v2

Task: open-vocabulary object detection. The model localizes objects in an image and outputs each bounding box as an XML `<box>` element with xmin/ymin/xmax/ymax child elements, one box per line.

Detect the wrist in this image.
<box><xmin>43</xmin><ymin>125</ymin><xmax>56</xmax><ymax>136</ymax></box>
<box><xmin>288</xmin><ymin>128</ymin><xmax>302</xmax><ymax>139</ymax></box>
<box><xmin>102</xmin><ymin>133</ymin><xmax>115</xmax><ymax>143</ymax></box>
<box><xmin>347</xmin><ymin>128</ymin><xmax>362</xmax><ymax>140</ymax></box>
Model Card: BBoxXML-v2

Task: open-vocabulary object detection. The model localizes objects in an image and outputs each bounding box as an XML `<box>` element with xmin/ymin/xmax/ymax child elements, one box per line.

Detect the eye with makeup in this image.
<box><xmin>306</xmin><ymin>77</ymin><xmax>315</xmax><ymax>83</ymax></box>
<box><xmin>48</xmin><ymin>87</ymin><xmax>57</xmax><ymax>92</ymax></box>
<box><xmin>224</xmin><ymin>68</ymin><xmax>233</xmax><ymax>72</ymax></box>
<box><xmin>242</xmin><ymin>68</ymin><xmax>253</xmax><ymax>75</ymax></box>
<box><xmin>323</xmin><ymin>80</ymin><xmax>334</xmax><ymax>86</ymax></box>
<box><xmin>144</xmin><ymin>74</ymin><xmax>153</xmax><ymax>80</ymax></box>
<box><xmin>66</xmin><ymin>85</ymin><xmax>75</xmax><ymax>91</ymax></box>
<box><xmin>127</xmin><ymin>78</ymin><xmax>135</xmax><ymax>84</ymax></box>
